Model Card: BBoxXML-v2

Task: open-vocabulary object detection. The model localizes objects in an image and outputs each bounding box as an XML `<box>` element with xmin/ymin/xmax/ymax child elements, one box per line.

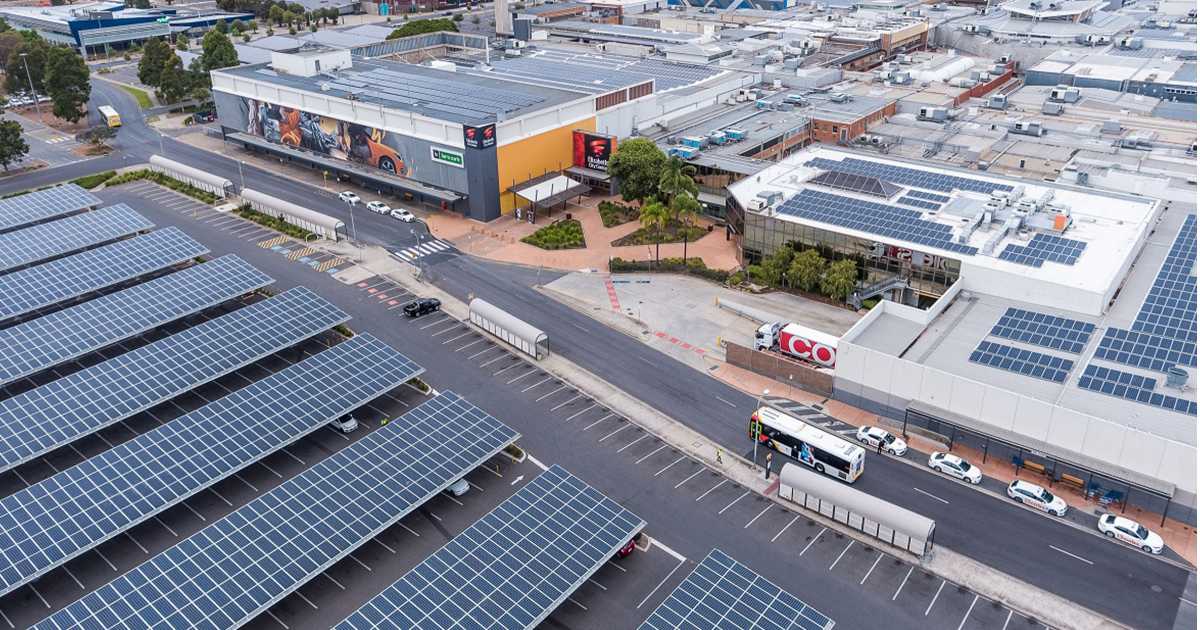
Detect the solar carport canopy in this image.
<box><xmin>0</xmin><ymin>184</ymin><xmax>100</xmax><ymax>234</ymax></box>
<box><xmin>0</xmin><ymin>287</ymin><xmax>348</xmax><ymax>474</ymax></box>
<box><xmin>0</xmin><ymin>333</ymin><xmax>422</xmax><ymax>599</ymax></box>
<box><xmin>339</xmin><ymin>464</ymin><xmax>644</xmax><ymax>630</ymax></box>
<box><xmin>37</xmin><ymin>391</ymin><xmax>518</xmax><ymax>630</ymax></box>
<box><xmin>0</xmin><ymin>227</ymin><xmax>208</xmax><ymax>323</ymax></box>
<box><xmin>641</xmin><ymin>549</ymin><xmax>835</xmax><ymax>630</ymax></box>
<box><xmin>0</xmin><ymin>254</ymin><xmax>273</xmax><ymax>388</ymax></box>
<box><xmin>0</xmin><ymin>204</ymin><xmax>153</xmax><ymax>274</ymax></box>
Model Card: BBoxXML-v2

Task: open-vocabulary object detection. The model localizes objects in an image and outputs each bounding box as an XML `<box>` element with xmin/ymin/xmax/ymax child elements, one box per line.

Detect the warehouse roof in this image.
<box><xmin>482</xmin><ymin>46</ymin><xmax>722</xmax><ymax>92</ymax></box>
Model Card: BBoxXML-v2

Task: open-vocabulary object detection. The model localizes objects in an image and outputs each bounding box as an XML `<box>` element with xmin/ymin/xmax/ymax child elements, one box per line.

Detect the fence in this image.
<box><xmin>725</xmin><ymin>342</ymin><xmax>834</xmax><ymax>397</ymax></box>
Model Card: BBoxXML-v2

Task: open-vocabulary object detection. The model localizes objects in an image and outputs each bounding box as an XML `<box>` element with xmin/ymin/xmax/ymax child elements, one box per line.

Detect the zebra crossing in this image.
<box><xmin>391</xmin><ymin>239</ymin><xmax>454</xmax><ymax>262</ymax></box>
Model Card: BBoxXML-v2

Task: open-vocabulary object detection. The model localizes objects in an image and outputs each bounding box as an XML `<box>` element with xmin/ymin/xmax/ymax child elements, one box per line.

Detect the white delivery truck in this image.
<box><xmin>753</xmin><ymin>322</ymin><xmax>839</xmax><ymax>368</ymax></box>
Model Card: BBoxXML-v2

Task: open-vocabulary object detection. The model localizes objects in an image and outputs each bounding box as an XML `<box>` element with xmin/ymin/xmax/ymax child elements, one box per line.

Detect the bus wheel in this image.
<box><xmin>814</xmin><ymin>463</ymin><xmax>825</xmax><ymax>474</ymax></box>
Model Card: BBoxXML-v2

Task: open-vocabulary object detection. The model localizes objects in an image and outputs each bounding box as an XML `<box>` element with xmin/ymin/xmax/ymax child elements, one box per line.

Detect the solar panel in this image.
<box><xmin>1094</xmin><ymin>328</ymin><xmax>1197</xmax><ymax>373</ymax></box>
<box><xmin>0</xmin><ymin>287</ymin><xmax>348</xmax><ymax>474</ymax></box>
<box><xmin>805</xmin><ymin>156</ymin><xmax>1011</xmax><ymax>194</ymax></box>
<box><xmin>37</xmin><ymin>391</ymin><xmax>516</xmax><ymax>630</ymax></box>
<box><xmin>340</xmin><ymin>464</ymin><xmax>645</xmax><ymax>630</ymax></box>
<box><xmin>0</xmin><ymin>184</ymin><xmax>101</xmax><ymax>234</ymax></box>
<box><xmin>969</xmin><ymin>340</ymin><xmax>1073</xmax><ymax>383</ymax></box>
<box><xmin>0</xmin><ymin>227</ymin><xmax>208</xmax><ymax>323</ymax></box>
<box><xmin>998</xmin><ymin>234</ymin><xmax>1087</xmax><ymax>267</ymax></box>
<box><xmin>809</xmin><ymin>170</ymin><xmax>901</xmax><ymax>198</ymax></box>
<box><xmin>1078</xmin><ymin>364</ymin><xmax>1196</xmax><ymax>415</ymax></box>
<box><xmin>897</xmin><ymin>196</ymin><xmax>941</xmax><ymax>211</ymax></box>
<box><xmin>777</xmin><ymin>189</ymin><xmax>978</xmax><ymax>255</ymax></box>
<box><xmin>0</xmin><ymin>333</ymin><xmax>421</xmax><ymax>599</ymax></box>
<box><xmin>0</xmin><ymin>204</ymin><xmax>153</xmax><ymax>274</ymax></box>
<box><xmin>990</xmin><ymin>307</ymin><xmax>1096</xmax><ymax>354</ymax></box>
<box><xmin>641</xmin><ymin>549</ymin><xmax>835</xmax><ymax>630</ymax></box>
<box><xmin>0</xmin><ymin>254</ymin><xmax>273</xmax><ymax>388</ymax></box>
<box><xmin>1131</xmin><ymin>215</ymin><xmax>1196</xmax><ymax>344</ymax></box>
<box><xmin>907</xmin><ymin>190</ymin><xmax>951</xmax><ymax>204</ymax></box>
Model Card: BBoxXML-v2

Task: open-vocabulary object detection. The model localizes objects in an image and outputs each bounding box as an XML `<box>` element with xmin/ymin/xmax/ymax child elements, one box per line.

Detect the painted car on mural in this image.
<box><xmin>344</xmin><ymin>124</ymin><xmax>407</xmax><ymax>176</ymax></box>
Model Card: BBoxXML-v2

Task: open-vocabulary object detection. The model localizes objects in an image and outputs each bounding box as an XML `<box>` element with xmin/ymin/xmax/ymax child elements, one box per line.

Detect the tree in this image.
<box><xmin>0</xmin><ymin>18</ymin><xmax>10</xmax><ymax>32</ymax></box>
<box><xmin>269</xmin><ymin>4</ymin><xmax>284</xmax><ymax>24</ymax></box>
<box><xmin>324</xmin><ymin>7</ymin><xmax>339</xmax><ymax>23</ymax></box>
<box><xmin>385</xmin><ymin>18</ymin><xmax>459</xmax><ymax>39</ymax></box>
<box><xmin>760</xmin><ymin>244</ymin><xmax>793</xmax><ymax>287</ymax></box>
<box><xmin>214</xmin><ymin>18</ymin><xmax>229</xmax><ymax>34</ymax></box>
<box><xmin>658</xmin><ymin>155</ymin><xmax>697</xmax><ymax>205</ymax></box>
<box><xmin>175</xmin><ymin>33</ymin><xmax>189</xmax><ymax>50</ymax></box>
<box><xmin>44</xmin><ymin>46</ymin><xmax>90</xmax><ymax>123</ymax></box>
<box><xmin>247</xmin><ymin>19</ymin><xmax>259</xmax><ymax>32</ymax></box>
<box><xmin>199</xmin><ymin>29</ymin><xmax>238</xmax><ymax>71</ymax></box>
<box><xmin>6</xmin><ymin>37</ymin><xmax>49</xmax><ymax>95</ymax></box>
<box><xmin>607</xmin><ymin>137</ymin><xmax>666</xmax><ymax>204</ymax></box>
<box><xmin>0</xmin><ymin>32</ymin><xmax>24</xmax><ymax>74</ymax></box>
<box><xmin>231</xmin><ymin>20</ymin><xmax>244</xmax><ymax>35</ymax></box>
<box><xmin>0</xmin><ymin>119</ymin><xmax>29</xmax><ymax>171</ymax></box>
<box><xmin>452</xmin><ymin>12</ymin><xmax>463</xmax><ymax>21</ymax></box>
<box><xmin>288</xmin><ymin>2</ymin><xmax>304</xmax><ymax>14</ymax></box>
<box><xmin>157</xmin><ymin>53</ymin><xmax>191</xmax><ymax>103</ymax></box>
<box><xmin>639</xmin><ymin>201</ymin><xmax>670</xmax><ymax>265</ymax></box>
<box><xmin>138</xmin><ymin>37</ymin><xmax>171</xmax><ymax>86</ymax></box>
<box><xmin>671</xmin><ymin>192</ymin><xmax>700</xmax><ymax>263</ymax></box>
<box><xmin>821</xmin><ymin>259</ymin><xmax>859</xmax><ymax>303</ymax></box>
<box><xmin>786</xmin><ymin>249</ymin><xmax>826</xmax><ymax>292</ymax></box>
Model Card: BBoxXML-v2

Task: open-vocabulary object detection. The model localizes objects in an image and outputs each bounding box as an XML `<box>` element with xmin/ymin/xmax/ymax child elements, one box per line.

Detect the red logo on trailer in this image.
<box><xmin>779</xmin><ymin>327</ymin><xmax>837</xmax><ymax>368</ymax></box>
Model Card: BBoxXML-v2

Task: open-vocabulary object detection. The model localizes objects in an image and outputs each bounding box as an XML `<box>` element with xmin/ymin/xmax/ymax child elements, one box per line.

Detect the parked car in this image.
<box><xmin>403</xmin><ymin>298</ymin><xmax>441</xmax><ymax>318</ymax></box>
<box><xmin>927</xmin><ymin>452</ymin><xmax>983</xmax><ymax>484</ymax></box>
<box><xmin>1007</xmin><ymin>480</ymin><xmax>1068</xmax><ymax>516</ymax></box>
<box><xmin>616</xmin><ymin>537</ymin><xmax>637</xmax><ymax>559</ymax></box>
<box><xmin>330</xmin><ymin>414</ymin><xmax>359</xmax><ymax>433</ymax></box>
<box><xmin>1097</xmin><ymin>514</ymin><xmax>1163</xmax><ymax>554</ymax></box>
<box><xmin>390</xmin><ymin>208</ymin><xmax>416</xmax><ymax>222</ymax></box>
<box><xmin>447</xmin><ymin>478</ymin><xmax>470</xmax><ymax>497</ymax></box>
<box><xmin>855</xmin><ymin>426</ymin><xmax>907</xmax><ymax>456</ymax></box>
<box><xmin>366</xmin><ymin>200</ymin><xmax>391</xmax><ymax>215</ymax></box>
<box><xmin>338</xmin><ymin>191</ymin><xmax>360</xmax><ymax>205</ymax></box>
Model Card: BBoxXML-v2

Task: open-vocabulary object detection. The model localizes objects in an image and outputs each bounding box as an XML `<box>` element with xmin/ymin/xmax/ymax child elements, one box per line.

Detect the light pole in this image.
<box><xmin>346</xmin><ymin>199</ymin><xmax>359</xmax><ymax>261</ymax></box>
<box><xmin>753</xmin><ymin>388</ymin><xmax>769</xmax><ymax>467</ymax></box>
<box><xmin>237</xmin><ymin>160</ymin><xmax>245</xmax><ymax>191</ymax></box>
<box><xmin>20</xmin><ymin>53</ymin><xmax>39</xmax><ymax>118</ymax></box>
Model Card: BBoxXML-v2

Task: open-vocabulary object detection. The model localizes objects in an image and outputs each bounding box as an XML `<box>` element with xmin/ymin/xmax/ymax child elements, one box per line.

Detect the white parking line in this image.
<box><xmin>479</xmin><ymin>353</ymin><xmax>509</xmax><ymax>368</ymax></box>
<box><xmin>266</xmin><ymin>611</ymin><xmax>289</xmax><ymax>629</ymax></box>
<box><xmin>635</xmin><ymin>444</ymin><xmax>668</xmax><ymax>464</ymax></box>
<box><xmin>957</xmin><ymin>594</ymin><xmax>979</xmax><ymax>630</ymax></box>
<box><xmin>62</xmin><ymin>565</ymin><xmax>85</xmax><ymax>590</ymax></box>
<box><xmin>772</xmin><ymin>515</ymin><xmax>800</xmax><ymax>542</ymax></box>
<box><xmin>492</xmin><ymin>361</ymin><xmax>522</xmax><ymax>376</ymax></box>
<box><xmin>456</xmin><ymin>338</ymin><xmax>486</xmax><ymax>353</ymax></box>
<box><xmin>616</xmin><ymin>434</ymin><xmax>649</xmax><ymax>453</ymax></box>
<box><xmin>506</xmin><ymin>368</ymin><xmax>538</xmax><ymax>385</ymax></box>
<box><xmin>535</xmin><ymin>384</ymin><xmax>568</xmax><ymax>402</ymax></box>
<box><xmin>695</xmin><ymin>479</ymin><xmax>727</xmax><ymax>502</ymax></box>
<box><xmin>521</xmin><ymin>376</ymin><xmax>553</xmax><ymax>393</ymax></box>
<box><xmin>429</xmin><ymin>323</ymin><xmax>463</xmax><ymax>337</ymax></box>
<box><xmin>637</xmin><ymin>557</ymin><xmax>687</xmax><ymax>610</ymax></box>
<box><xmin>893</xmin><ymin>566</ymin><xmax>914</xmax><ymax>600</ymax></box>
<box><xmin>913</xmin><ymin>487</ymin><xmax>950</xmax><ymax>504</ymax></box>
<box><xmin>599</xmin><ymin>424</ymin><xmax>630</xmax><ymax>443</ymax></box>
<box><xmin>860</xmin><ymin>552</ymin><xmax>884</xmax><ymax>585</ymax></box>
<box><xmin>1048</xmin><ymin>544</ymin><xmax>1094</xmax><ymax>565</ymax></box>
<box><xmin>925</xmin><ymin>580</ymin><xmax>946</xmax><ymax>616</ymax></box>
<box><xmin>744</xmin><ymin>505</ymin><xmax>772</xmax><ymax>529</ymax></box>
<box><xmin>550</xmin><ymin>394</ymin><xmax>583</xmax><ymax>411</ymax></box>
<box><xmin>418</xmin><ymin>315</ymin><xmax>450</xmax><ymax>330</ymax></box>
<box><xmin>655</xmin><ymin>456</ymin><xmax>686</xmax><ymax>477</ymax></box>
<box><xmin>799</xmin><ymin>528</ymin><xmax>825</xmax><ymax>557</ymax></box>
<box><xmin>828</xmin><ymin>540</ymin><xmax>854</xmax><ymax>570</ymax></box>
<box><xmin>0</xmin><ymin>608</ymin><xmax>12</xmax><ymax>629</ymax></box>
<box><xmin>564</xmin><ymin>403</ymin><xmax>597</xmax><ymax>422</ymax></box>
<box><xmin>675</xmin><ymin>468</ymin><xmax>705</xmax><ymax>489</ymax></box>
<box><xmin>584</xmin><ymin>413</ymin><xmax>614</xmax><ymax>431</ymax></box>
<box><xmin>718</xmin><ymin>491</ymin><xmax>749</xmax><ymax>514</ymax></box>
<box><xmin>29</xmin><ymin>584</ymin><xmax>50</xmax><ymax>608</ymax></box>
<box><xmin>1001</xmin><ymin>610</ymin><xmax>1014</xmax><ymax>630</ymax></box>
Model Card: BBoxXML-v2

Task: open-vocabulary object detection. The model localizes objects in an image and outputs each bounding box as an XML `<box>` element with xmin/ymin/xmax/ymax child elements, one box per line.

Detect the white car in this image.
<box><xmin>855</xmin><ymin>426</ymin><xmax>907</xmax><ymax>456</ymax></box>
<box><xmin>927</xmin><ymin>452</ymin><xmax>983</xmax><ymax>484</ymax></box>
<box><xmin>447</xmin><ymin>478</ymin><xmax>470</xmax><ymax>497</ymax></box>
<box><xmin>1097</xmin><ymin>514</ymin><xmax>1164</xmax><ymax>554</ymax></box>
<box><xmin>338</xmin><ymin>191</ymin><xmax>360</xmax><ymax>205</ymax></box>
<box><xmin>330</xmin><ymin>414</ymin><xmax>358</xmax><ymax>433</ymax></box>
<box><xmin>1007</xmin><ymin>479</ymin><xmax>1068</xmax><ymax>516</ymax></box>
<box><xmin>390</xmin><ymin>208</ymin><xmax>416</xmax><ymax>222</ymax></box>
<box><xmin>366</xmin><ymin>200</ymin><xmax>391</xmax><ymax>215</ymax></box>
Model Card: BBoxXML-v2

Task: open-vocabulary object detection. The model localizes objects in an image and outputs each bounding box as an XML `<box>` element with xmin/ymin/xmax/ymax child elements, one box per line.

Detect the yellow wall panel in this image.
<box><xmin>496</xmin><ymin>117</ymin><xmax>596</xmax><ymax>213</ymax></box>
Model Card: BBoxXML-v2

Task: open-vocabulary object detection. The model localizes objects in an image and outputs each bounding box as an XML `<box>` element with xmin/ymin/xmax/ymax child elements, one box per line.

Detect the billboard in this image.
<box><xmin>779</xmin><ymin>323</ymin><xmax>838</xmax><ymax>368</ymax></box>
<box><xmin>463</xmin><ymin>123</ymin><xmax>496</xmax><ymax>150</ymax></box>
<box><xmin>572</xmin><ymin>130</ymin><xmax>615</xmax><ymax>171</ymax></box>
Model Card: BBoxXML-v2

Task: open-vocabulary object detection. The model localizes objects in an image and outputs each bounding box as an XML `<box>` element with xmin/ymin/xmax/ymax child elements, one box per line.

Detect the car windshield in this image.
<box><xmin>956</xmin><ymin>461</ymin><xmax>970</xmax><ymax>471</ymax></box>
<box><xmin>882</xmin><ymin>433</ymin><xmax>894</xmax><ymax>443</ymax></box>
<box><xmin>1135</xmin><ymin>525</ymin><xmax>1149</xmax><ymax>539</ymax></box>
<box><xmin>1037</xmin><ymin>489</ymin><xmax>1054</xmax><ymax>502</ymax></box>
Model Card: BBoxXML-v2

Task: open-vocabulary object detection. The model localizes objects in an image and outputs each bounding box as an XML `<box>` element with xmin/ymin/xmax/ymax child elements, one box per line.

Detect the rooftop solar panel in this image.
<box><xmin>0</xmin><ymin>287</ymin><xmax>348</xmax><ymax>474</ymax></box>
<box><xmin>805</xmin><ymin>156</ymin><xmax>1011</xmax><ymax>194</ymax></box>
<box><xmin>777</xmin><ymin>189</ymin><xmax>977</xmax><ymax>255</ymax></box>
<box><xmin>998</xmin><ymin>234</ymin><xmax>1087</xmax><ymax>267</ymax></box>
<box><xmin>0</xmin><ymin>204</ymin><xmax>153</xmax><ymax>274</ymax></box>
<box><xmin>969</xmin><ymin>340</ymin><xmax>1073</xmax><ymax>383</ymax></box>
<box><xmin>37</xmin><ymin>391</ymin><xmax>515</xmax><ymax>630</ymax></box>
<box><xmin>1078</xmin><ymin>364</ymin><xmax>1196</xmax><ymax>415</ymax></box>
<box><xmin>0</xmin><ymin>333</ymin><xmax>421</xmax><ymax>599</ymax></box>
<box><xmin>641</xmin><ymin>549</ymin><xmax>835</xmax><ymax>630</ymax></box>
<box><xmin>0</xmin><ymin>255</ymin><xmax>273</xmax><ymax>388</ymax></box>
<box><xmin>340</xmin><ymin>464</ymin><xmax>645</xmax><ymax>630</ymax></box>
<box><xmin>0</xmin><ymin>227</ymin><xmax>208</xmax><ymax>323</ymax></box>
<box><xmin>990</xmin><ymin>307</ymin><xmax>1096</xmax><ymax>354</ymax></box>
<box><xmin>0</xmin><ymin>184</ymin><xmax>101</xmax><ymax>234</ymax></box>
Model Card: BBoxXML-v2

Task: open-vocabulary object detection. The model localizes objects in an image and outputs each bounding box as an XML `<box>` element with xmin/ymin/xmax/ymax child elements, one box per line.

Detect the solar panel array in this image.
<box><xmin>969</xmin><ymin>340</ymin><xmax>1074</xmax><ymax>383</ymax></box>
<box><xmin>0</xmin><ymin>204</ymin><xmax>153</xmax><ymax>274</ymax></box>
<box><xmin>1131</xmin><ymin>214</ymin><xmax>1196</xmax><ymax>344</ymax></box>
<box><xmin>1078</xmin><ymin>365</ymin><xmax>1197</xmax><ymax>415</ymax></box>
<box><xmin>0</xmin><ymin>287</ymin><xmax>348</xmax><ymax>474</ymax></box>
<box><xmin>990</xmin><ymin>307</ymin><xmax>1096</xmax><ymax>354</ymax></box>
<box><xmin>805</xmin><ymin>156</ymin><xmax>1012</xmax><ymax>194</ymax></box>
<box><xmin>1094</xmin><ymin>328</ymin><xmax>1197</xmax><ymax>373</ymax></box>
<box><xmin>0</xmin><ymin>334</ymin><xmax>421</xmax><ymax>598</ymax></box>
<box><xmin>38</xmin><ymin>391</ymin><xmax>516</xmax><ymax>630</ymax></box>
<box><xmin>340</xmin><ymin>464</ymin><xmax>645</xmax><ymax>630</ymax></box>
<box><xmin>0</xmin><ymin>227</ymin><xmax>207</xmax><ymax>323</ymax></box>
<box><xmin>808</xmin><ymin>170</ymin><xmax>901</xmax><ymax>198</ymax></box>
<box><xmin>778</xmin><ymin>189</ymin><xmax>978</xmax><ymax>255</ymax></box>
<box><xmin>641</xmin><ymin>549</ymin><xmax>835</xmax><ymax>630</ymax></box>
<box><xmin>907</xmin><ymin>190</ymin><xmax>951</xmax><ymax>204</ymax></box>
<box><xmin>897</xmin><ymin>196</ymin><xmax>941</xmax><ymax>211</ymax></box>
<box><xmin>998</xmin><ymin>234</ymin><xmax>1087</xmax><ymax>267</ymax></box>
<box><xmin>327</xmin><ymin>66</ymin><xmax>546</xmax><ymax>123</ymax></box>
<box><xmin>0</xmin><ymin>255</ymin><xmax>273</xmax><ymax>388</ymax></box>
<box><xmin>0</xmin><ymin>184</ymin><xmax>101</xmax><ymax>233</ymax></box>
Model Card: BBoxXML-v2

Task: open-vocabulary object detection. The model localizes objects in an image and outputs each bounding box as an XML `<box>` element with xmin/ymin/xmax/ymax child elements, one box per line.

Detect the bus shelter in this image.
<box><xmin>149</xmin><ymin>155</ymin><xmax>232</xmax><ymax>198</ymax></box>
<box><xmin>468</xmin><ymin>298</ymin><xmax>548</xmax><ymax>360</ymax></box>
<box><xmin>240</xmin><ymin>188</ymin><xmax>345</xmax><ymax>241</ymax></box>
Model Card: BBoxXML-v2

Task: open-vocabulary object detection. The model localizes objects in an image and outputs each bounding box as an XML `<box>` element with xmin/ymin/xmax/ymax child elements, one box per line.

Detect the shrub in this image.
<box><xmin>106</xmin><ymin>169</ymin><xmax>220</xmax><ymax>204</ymax></box>
<box><xmin>597</xmin><ymin>200</ymin><xmax>639</xmax><ymax>228</ymax></box>
<box><xmin>609</xmin><ymin>256</ymin><xmax>730</xmax><ymax>282</ymax></box>
<box><xmin>727</xmin><ymin>271</ymin><xmax>745</xmax><ymax>286</ymax></box>
<box><xmin>233</xmin><ymin>204</ymin><xmax>318</xmax><ymax>240</ymax></box>
<box><xmin>333</xmin><ymin>323</ymin><xmax>354</xmax><ymax>338</ymax></box>
<box><xmin>613</xmin><ymin>220</ymin><xmax>706</xmax><ymax>247</ymax></box>
<box><xmin>70</xmin><ymin>170</ymin><xmax>116</xmax><ymax>189</ymax></box>
<box><xmin>521</xmin><ymin>218</ymin><xmax>585</xmax><ymax>250</ymax></box>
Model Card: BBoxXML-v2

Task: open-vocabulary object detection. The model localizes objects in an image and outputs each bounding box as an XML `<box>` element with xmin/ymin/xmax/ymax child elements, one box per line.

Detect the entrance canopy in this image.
<box><xmin>508</xmin><ymin>172</ymin><xmax>589</xmax><ymax>211</ymax></box>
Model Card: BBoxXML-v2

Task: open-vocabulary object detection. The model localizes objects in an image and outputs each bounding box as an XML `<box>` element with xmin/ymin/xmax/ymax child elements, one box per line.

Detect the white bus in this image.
<box><xmin>98</xmin><ymin>105</ymin><xmax>121</xmax><ymax>128</ymax></box>
<box><xmin>749</xmin><ymin>406</ymin><xmax>865</xmax><ymax>483</ymax></box>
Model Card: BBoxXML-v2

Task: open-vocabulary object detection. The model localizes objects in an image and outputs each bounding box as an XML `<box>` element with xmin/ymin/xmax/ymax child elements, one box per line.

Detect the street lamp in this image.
<box><xmin>20</xmin><ymin>53</ymin><xmax>39</xmax><ymax>118</ymax></box>
<box><xmin>237</xmin><ymin>160</ymin><xmax>245</xmax><ymax>191</ymax></box>
<box><xmin>753</xmin><ymin>388</ymin><xmax>769</xmax><ymax>467</ymax></box>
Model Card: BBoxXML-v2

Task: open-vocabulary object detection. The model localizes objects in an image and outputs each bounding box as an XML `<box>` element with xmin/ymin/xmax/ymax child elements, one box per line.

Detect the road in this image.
<box><xmin>1</xmin><ymin>78</ymin><xmax>1192</xmax><ymax>629</ymax></box>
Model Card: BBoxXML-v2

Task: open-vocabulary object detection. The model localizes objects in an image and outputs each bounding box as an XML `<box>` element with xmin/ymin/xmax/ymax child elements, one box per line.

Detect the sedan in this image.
<box><xmin>1007</xmin><ymin>480</ymin><xmax>1068</xmax><ymax>516</ymax></box>
<box><xmin>928</xmin><ymin>452</ymin><xmax>982</xmax><ymax>484</ymax></box>
<box><xmin>855</xmin><ymin>426</ymin><xmax>907</xmax><ymax>456</ymax></box>
<box><xmin>403</xmin><ymin>297</ymin><xmax>441</xmax><ymax>318</ymax></box>
<box><xmin>338</xmin><ymin>191</ymin><xmax>360</xmax><ymax>205</ymax></box>
<box><xmin>366</xmin><ymin>200</ymin><xmax>391</xmax><ymax>215</ymax></box>
<box><xmin>390</xmin><ymin>208</ymin><xmax>416</xmax><ymax>222</ymax></box>
<box><xmin>1097</xmin><ymin>514</ymin><xmax>1164</xmax><ymax>554</ymax></box>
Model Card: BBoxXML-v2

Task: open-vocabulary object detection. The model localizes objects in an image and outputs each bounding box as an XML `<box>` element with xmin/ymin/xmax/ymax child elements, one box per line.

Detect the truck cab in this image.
<box><xmin>754</xmin><ymin>322</ymin><xmax>783</xmax><ymax>351</ymax></box>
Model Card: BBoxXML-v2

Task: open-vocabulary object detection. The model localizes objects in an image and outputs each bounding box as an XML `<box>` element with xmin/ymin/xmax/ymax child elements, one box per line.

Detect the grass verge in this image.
<box><xmin>70</xmin><ymin>170</ymin><xmax>117</xmax><ymax>189</ymax></box>
<box><xmin>233</xmin><ymin>204</ymin><xmax>318</xmax><ymax>241</ymax></box>
<box><xmin>120</xmin><ymin>85</ymin><xmax>153</xmax><ymax>109</ymax></box>
<box><xmin>107</xmin><ymin>169</ymin><xmax>220</xmax><ymax>204</ymax></box>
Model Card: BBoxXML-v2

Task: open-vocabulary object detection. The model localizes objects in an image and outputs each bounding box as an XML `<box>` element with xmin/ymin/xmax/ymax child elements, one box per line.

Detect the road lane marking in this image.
<box><xmin>745</xmin><ymin>505</ymin><xmax>772</xmax><ymax>529</ymax></box>
<box><xmin>635</xmin><ymin>444</ymin><xmax>667</xmax><ymax>463</ymax></box>
<box><xmin>715</xmin><ymin>396</ymin><xmax>737</xmax><ymax>408</ymax></box>
<box><xmin>799</xmin><ymin>528</ymin><xmax>825</xmax><ymax>557</ymax></box>
<box><xmin>860</xmin><ymin>552</ymin><xmax>884</xmax><ymax>584</ymax></box>
<box><xmin>675</xmin><ymin>468</ymin><xmax>704</xmax><ymax>489</ymax></box>
<box><xmin>718</xmin><ymin>491</ymin><xmax>749</xmax><ymax>514</ymax></box>
<box><xmin>655</xmin><ymin>456</ymin><xmax>685</xmax><ymax>476</ymax></box>
<box><xmin>616</xmin><ymin>434</ymin><xmax>650</xmax><ymax>453</ymax></box>
<box><xmin>913</xmin><ymin>487</ymin><xmax>950</xmax><ymax>504</ymax></box>
<box><xmin>695</xmin><ymin>479</ymin><xmax>727</xmax><ymax>501</ymax></box>
<box><xmin>957</xmin><ymin>595</ymin><xmax>979</xmax><ymax>630</ymax></box>
<box><xmin>924</xmin><ymin>580</ymin><xmax>946</xmax><ymax>616</ymax></box>
<box><xmin>637</xmin><ymin>557</ymin><xmax>686</xmax><ymax>609</ymax></box>
<box><xmin>772</xmin><ymin>515</ymin><xmax>800</xmax><ymax>542</ymax></box>
<box><xmin>893</xmin><ymin>566</ymin><xmax>914</xmax><ymax>600</ymax></box>
<box><xmin>828</xmin><ymin>540</ymin><xmax>854</xmax><ymax>571</ymax></box>
<box><xmin>1048</xmin><ymin>545</ymin><xmax>1094</xmax><ymax>565</ymax></box>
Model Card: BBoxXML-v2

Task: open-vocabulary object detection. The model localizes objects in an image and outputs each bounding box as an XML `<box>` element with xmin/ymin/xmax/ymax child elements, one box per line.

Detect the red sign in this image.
<box><xmin>572</xmin><ymin>130</ymin><xmax>615</xmax><ymax>171</ymax></box>
<box><xmin>463</xmin><ymin>123</ymin><xmax>495</xmax><ymax>150</ymax></box>
<box><xmin>780</xmin><ymin>330</ymin><xmax>837</xmax><ymax>367</ymax></box>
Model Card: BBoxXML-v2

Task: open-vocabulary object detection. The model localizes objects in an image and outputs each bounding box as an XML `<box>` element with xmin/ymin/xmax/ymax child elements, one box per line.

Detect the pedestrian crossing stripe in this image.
<box><xmin>257</xmin><ymin>235</ymin><xmax>289</xmax><ymax>249</ymax></box>
<box><xmin>391</xmin><ymin>239</ymin><xmax>453</xmax><ymax>262</ymax></box>
<box><xmin>44</xmin><ymin>136</ymin><xmax>70</xmax><ymax>144</ymax></box>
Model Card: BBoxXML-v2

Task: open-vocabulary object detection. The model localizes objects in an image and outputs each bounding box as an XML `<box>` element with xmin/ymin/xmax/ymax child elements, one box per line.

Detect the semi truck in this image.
<box><xmin>754</xmin><ymin>322</ymin><xmax>839</xmax><ymax>368</ymax></box>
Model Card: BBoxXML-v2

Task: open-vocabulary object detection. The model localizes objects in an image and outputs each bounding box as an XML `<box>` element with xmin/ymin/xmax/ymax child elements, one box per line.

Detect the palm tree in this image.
<box><xmin>639</xmin><ymin>201</ymin><xmax>670</xmax><ymax>265</ymax></box>
<box><xmin>672</xmin><ymin>192</ymin><xmax>701</xmax><ymax>264</ymax></box>
<box><xmin>658</xmin><ymin>156</ymin><xmax>698</xmax><ymax>206</ymax></box>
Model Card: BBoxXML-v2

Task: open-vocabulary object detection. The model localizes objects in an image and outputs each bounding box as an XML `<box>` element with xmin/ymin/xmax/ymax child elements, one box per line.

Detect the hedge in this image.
<box><xmin>598</xmin><ymin>200</ymin><xmax>639</xmax><ymax>228</ymax></box>
<box><xmin>71</xmin><ymin>170</ymin><xmax>117</xmax><ymax>189</ymax></box>
<box><xmin>233</xmin><ymin>204</ymin><xmax>317</xmax><ymax>241</ymax></box>
<box><xmin>107</xmin><ymin>169</ymin><xmax>220</xmax><ymax>204</ymax></box>
<box><xmin>609</xmin><ymin>256</ymin><xmax>731</xmax><ymax>283</ymax></box>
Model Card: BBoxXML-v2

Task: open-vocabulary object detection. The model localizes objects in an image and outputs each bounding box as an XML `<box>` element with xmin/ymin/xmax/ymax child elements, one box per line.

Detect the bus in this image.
<box><xmin>749</xmin><ymin>406</ymin><xmax>865</xmax><ymax>483</ymax></box>
<box><xmin>98</xmin><ymin>105</ymin><xmax>121</xmax><ymax>128</ymax></box>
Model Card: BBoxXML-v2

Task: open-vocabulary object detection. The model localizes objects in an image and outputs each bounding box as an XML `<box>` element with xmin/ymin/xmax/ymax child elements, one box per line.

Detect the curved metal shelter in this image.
<box><xmin>149</xmin><ymin>155</ymin><xmax>232</xmax><ymax>198</ymax></box>
<box><xmin>240</xmin><ymin>188</ymin><xmax>345</xmax><ymax>241</ymax></box>
<box><xmin>778</xmin><ymin>463</ymin><xmax>936</xmax><ymax>556</ymax></box>
<box><xmin>469</xmin><ymin>298</ymin><xmax>549</xmax><ymax>360</ymax></box>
